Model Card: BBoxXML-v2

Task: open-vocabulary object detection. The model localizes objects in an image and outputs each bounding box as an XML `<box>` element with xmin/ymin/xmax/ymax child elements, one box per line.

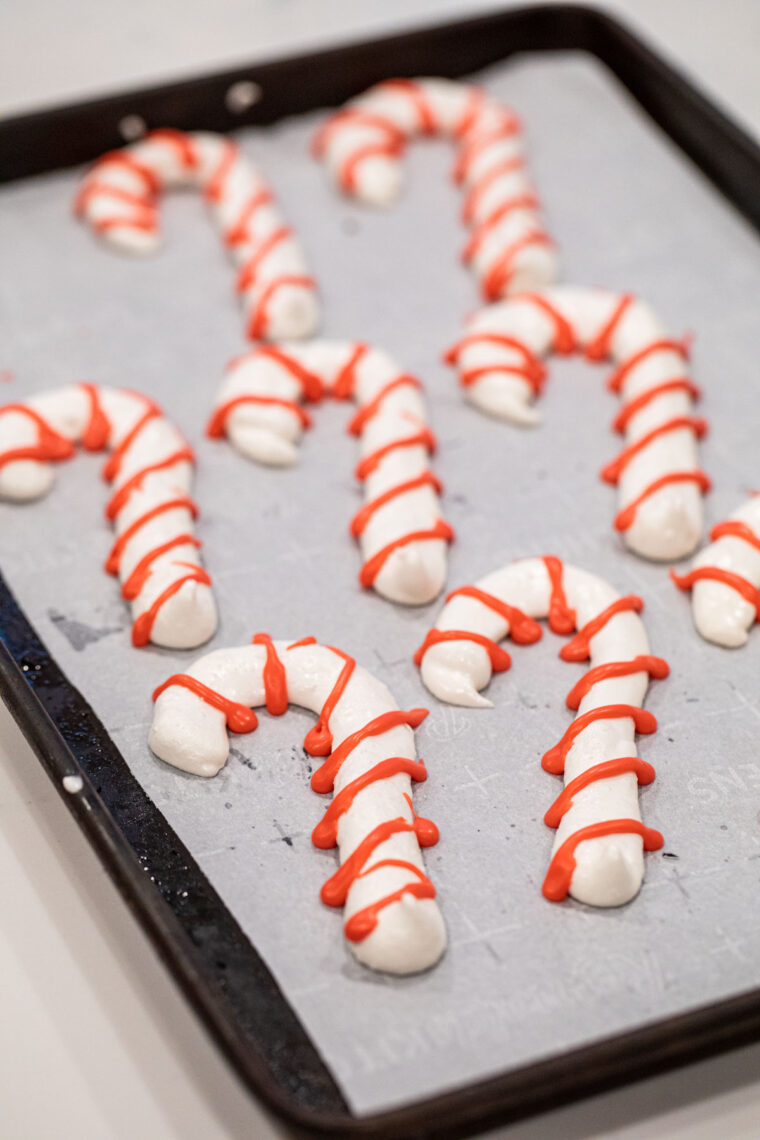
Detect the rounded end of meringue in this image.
<box><xmin>419</xmin><ymin>643</ymin><xmax>494</xmax><ymax>708</ymax></box>
<box><xmin>466</xmin><ymin>376</ymin><xmax>541</xmax><ymax>427</ymax></box>
<box><xmin>622</xmin><ymin>488</ymin><xmax>702</xmax><ymax>562</ymax></box>
<box><xmin>149</xmin><ymin>714</ymin><xmax>228</xmax><ymax>778</ymax></box>
<box><xmin>256</xmin><ymin>286</ymin><xmax>320</xmax><ymax>342</ymax></box>
<box><xmin>568</xmin><ymin>834</ymin><xmax>644</xmax><ymax>907</ymax></box>
<box><xmin>100</xmin><ymin>226</ymin><xmax>160</xmax><ymax>256</ymax></box>
<box><xmin>372</xmin><ymin>542</ymin><xmax>447</xmax><ymax>606</ymax></box>
<box><xmin>351</xmin><ymin>157</ymin><xmax>403</xmax><ymax>207</ymax></box>
<box><xmin>692</xmin><ymin>580</ymin><xmax>755</xmax><ymax>647</ymax></box>
<box><xmin>227</xmin><ymin>421</ymin><xmax>301</xmax><ymax>467</ymax></box>
<box><xmin>503</xmin><ymin>246</ymin><xmax>561</xmax><ymax>297</ymax></box>
<box><xmin>0</xmin><ymin>460</ymin><xmax>55</xmax><ymax>501</ymax></box>
<box><xmin>352</xmin><ymin>896</ymin><xmax>446</xmax><ymax>975</ymax></box>
<box><xmin>145</xmin><ymin>581</ymin><xmax>218</xmax><ymax>649</ymax></box>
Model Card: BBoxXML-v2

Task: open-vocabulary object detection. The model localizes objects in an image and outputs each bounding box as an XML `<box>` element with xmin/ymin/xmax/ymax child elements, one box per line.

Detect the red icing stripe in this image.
<box><xmin>224</xmin><ymin>189</ymin><xmax>275</xmax><ymax>247</ymax></box>
<box><xmin>710</xmin><ymin>519</ymin><xmax>760</xmax><ymax>554</ymax></box>
<box><xmin>564</xmin><ymin>655</ymin><xmax>669</xmax><ymax>711</ymax></box>
<box><xmin>0</xmin><ymin>405</ymin><xmax>74</xmax><ymax>467</ymax></box>
<box><xmin>542</xmin><ymin>555</ymin><xmax>576</xmax><ymax>635</ymax></box>
<box><xmin>444</xmin><ymin>333</ymin><xmax>545</xmax><ymax>385</ymax></box>
<box><xmin>320</xmin><ymin>820</ymin><xmax>431</xmax><ymax>907</ymax></box>
<box><xmin>585</xmin><ymin>294</ymin><xmax>634</xmax><ymax>361</ymax></box>
<box><xmin>147</xmin><ymin>129</ymin><xmax>199</xmax><ymax>168</ymax></box>
<box><xmin>204</xmin><ymin>142</ymin><xmax>239</xmax><ymax>202</ymax></box>
<box><xmin>613</xmin><ymin>471</ymin><xmax>711</xmax><ymax>532</ymax></box>
<box><xmin>74</xmin><ymin>181</ymin><xmax>154</xmax><ymax>216</ymax></box>
<box><xmin>91</xmin><ymin>152</ymin><xmax>161</xmax><ymax>196</ymax></box>
<box><xmin>79</xmin><ymin>382</ymin><xmax>111</xmax><ymax>451</ymax></box>
<box><xmin>413</xmin><ymin>628</ymin><xmax>512</xmax><ymax>672</ymax></box>
<box><xmin>121</xmin><ymin>534</ymin><xmax>200</xmax><ymax>600</ymax></box>
<box><xmin>311</xmin><ymin>708</ymin><xmax>428</xmax><ymax>793</ymax></box>
<box><xmin>105</xmin><ymin>496</ymin><xmax>197</xmax><ymax>574</ymax></box>
<box><xmin>461</xmin><ymin>195</ymin><xmax>540</xmax><ymax>263</ymax></box>
<box><xmin>461</xmin><ymin>156</ymin><xmax>525</xmax><ymax>223</ymax></box>
<box><xmin>102</xmin><ymin>403</ymin><xmax>161</xmax><ymax>480</ymax></box>
<box><xmin>332</xmin><ymin>343</ymin><xmax>369</xmax><ymax>400</ymax></box>
<box><xmin>236</xmin><ymin>226</ymin><xmax>293</xmax><ymax>292</ymax></box>
<box><xmin>481</xmin><ymin>231</ymin><xmax>554</xmax><ymax>301</ymax></box>
<box><xmin>312</xmin><ymin>109</ymin><xmax>404</xmax><ymax>158</ymax></box>
<box><xmin>152</xmin><ymin>674</ymin><xmax>258</xmax><ymax>733</ymax></box>
<box><xmin>452</xmin><ymin>119</ymin><xmax>521</xmax><ymax>183</ymax></box>
<box><xmin>251</xmin><ymin>633</ymin><xmax>289</xmax><ymax>716</ymax></box>
<box><xmin>359</xmin><ymin>520</ymin><xmax>453</xmax><ymax>588</ymax></box>
<box><xmin>671</xmin><ymin>566</ymin><xmax>760</xmax><ymax>618</ymax></box>
<box><xmin>542</xmin><ymin>820</ymin><xmax>664</xmax><ymax>902</ymax></box>
<box><xmin>206</xmin><ymin>394</ymin><xmax>312</xmax><ymax>437</ymax></box>
<box><xmin>312</xmin><ymin>757</ymin><xmax>428</xmax><ymax>848</ymax></box>
<box><xmin>92</xmin><ymin>213</ymin><xmax>157</xmax><ymax>235</ymax></box>
<box><xmin>445</xmin><ymin>585</ymin><xmax>542</xmax><ymax>645</ymax></box>
<box><xmin>347</xmin><ymin>375</ymin><xmax>422</xmax><ymax>434</ymax></box>
<box><xmin>600</xmin><ymin>416</ymin><xmax>707</xmax><ymax>484</ymax></box>
<box><xmin>560</xmin><ymin>596</ymin><xmax>643</xmax><ymax>662</ymax></box>
<box><xmin>612</xmin><ymin>378</ymin><xmax>701</xmax><ymax>433</ymax></box>
<box><xmin>246</xmin><ymin>275</ymin><xmax>317</xmax><ymax>341</ymax></box>
<box><xmin>355</xmin><ymin>427</ymin><xmax>436</xmax><ymax>480</ymax></box>
<box><xmin>340</xmin><ymin>139</ymin><xmax>405</xmax><ymax>192</ymax></box>
<box><xmin>104</xmin><ymin>447</ymin><xmax>194</xmax><ymax>519</ymax></box>
<box><xmin>459</xmin><ymin>363</ymin><xmax>544</xmax><ymax>395</ymax></box>
<box><xmin>132</xmin><ymin>568</ymin><xmax>211</xmax><ymax>646</ymax></box>
<box><xmin>544</xmin><ymin>757</ymin><xmax>656</xmax><ymax>829</ymax></box>
<box><xmin>607</xmin><ymin>338</ymin><xmax>690</xmax><ymax>393</ymax></box>
<box><xmin>350</xmin><ymin>472</ymin><xmax>442</xmax><ymax>537</ymax></box>
<box><xmin>302</xmin><ymin>646</ymin><xmax>356</xmax><ymax>757</ymax></box>
<box><xmin>377</xmin><ymin>78</ymin><xmax>438</xmax><ymax>134</ymax></box>
<box><xmin>344</xmin><ymin>880</ymin><xmax>436</xmax><ymax>943</ymax></box>
<box><xmin>542</xmin><ymin>705</ymin><xmax>657</xmax><ymax>775</ymax></box>
<box><xmin>510</xmin><ymin>292</ymin><xmax>576</xmax><ymax>354</ymax></box>
<box><xmin>453</xmin><ymin>86</ymin><xmax>487</xmax><ymax>138</ymax></box>
<box><xmin>226</xmin><ymin>346</ymin><xmax>323</xmax><ymax>403</ymax></box>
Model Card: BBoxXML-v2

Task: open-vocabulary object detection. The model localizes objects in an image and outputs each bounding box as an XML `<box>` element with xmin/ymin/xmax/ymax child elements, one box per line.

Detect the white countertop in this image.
<box><xmin>3</xmin><ymin>2</ymin><xmax>760</xmax><ymax>1137</ymax></box>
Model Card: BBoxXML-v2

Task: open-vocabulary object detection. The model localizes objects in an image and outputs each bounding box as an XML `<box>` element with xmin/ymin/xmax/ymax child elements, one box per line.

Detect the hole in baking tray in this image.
<box><xmin>118</xmin><ymin>114</ymin><xmax>147</xmax><ymax>141</ymax></box>
<box><xmin>226</xmin><ymin>80</ymin><xmax>262</xmax><ymax>114</ymax></box>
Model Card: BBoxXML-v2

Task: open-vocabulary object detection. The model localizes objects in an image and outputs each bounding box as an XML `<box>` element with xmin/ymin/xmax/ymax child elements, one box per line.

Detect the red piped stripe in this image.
<box><xmin>560</xmin><ymin>596</ymin><xmax>643</xmax><ymax>662</ymax></box>
<box><xmin>251</xmin><ymin>633</ymin><xmax>289</xmax><ymax>715</ymax></box>
<box><xmin>452</xmin><ymin>118</ymin><xmax>521</xmax><ymax>183</ymax></box>
<box><xmin>413</xmin><ymin>628</ymin><xmax>512</xmax><ymax>673</ymax></box>
<box><xmin>710</xmin><ymin>519</ymin><xmax>760</xmax><ymax>554</ymax></box>
<box><xmin>445</xmin><ymin>585</ymin><xmax>542</xmax><ymax>644</ymax></box>
<box><xmin>510</xmin><ymin>292</ymin><xmax>576</xmax><ymax>354</ymax></box>
<box><xmin>481</xmin><ymin>231</ymin><xmax>554</xmax><ymax>301</ymax></box>
<box><xmin>204</xmin><ymin>142</ymin><xmax>239</xmax><ymax>202</ymax></box>
<box><xmin>601</xmin><ymin>416</ymin><xmax>707</xmax><ymax>484</ymax></box>
<box><xmin>544</xmin><ymin>757</ymin><xmax>656</xmax><ymax>829</ymax></box>
<box><xmin>102</xmin><ymin>402</ymin><xmax>161</xmax><ymax>480</ymax></box>
<box><xmin>206</xmin><ymin>394</ymin><xmax>312</xmax><ymax>437</ymax></box>
<box><xmin>105</xmin><ymin>447</ymin><xmax>194</xmax><ymax>519</ymax></box>
<box><xmin>89</xmin><ymin>152</ymin><xmax>161</xmax><ymax>197</ymax></box>
<box><xmin>0</xmin><ymin>405</ymin><xmax>74</xmax><ymax>468</ymax></box>
<box><xmin>246</xmin><ymin>275</ymin><xmax>317</xmax><ymax>341</ymax></box>
<box><xmin>377</xmin><ymin>78</ymin><xmax>438</xmax><ymax>134</ymax></box>
<box><xmin>461</xmin><ymin>156</ymin><xmax>525</xmax><ymax>223</ymax></box>
<box><xmin>73</xmin><ymin>181</ymin><xmax>154</xmax><ymax>217</ymax></box>
<box><xmin>121</xmin><ymin>534</ymin><xmax>200</xmax><ymax>600</ymax></box>
<box><xmin>607</xmin><ymin>338</ymin><xmax>691</xmax><ymax>393</ymax></box>
<box><xmin>236</xmin><ymin>226</ymin><xmax>292</xmax><ymax>292</ymax></box>
<box><xmin>542</xmin><ymin>820</ymin><xmax>664</xmax><ymax>901</ymax></box>
<box><xmin>79</xmin><ymin>383</ymin><xmax>111</xmax><ymax>451</ymax></box>
<box><xmin>350</xmin><ymin>472</ymin><xmax>442</xmax><ymax>537</ymax></box>
<box><xmin>132</xmin><ymin>568</ymin><xmax>211</xmax><ymax>647</ymax></box>
<box><xmin>332</xmin><ymin>343</ymin><xmax>369</xmax><ymax>400</ymax></box>
<box><xmin>355</xmin><ymin>427</ymin><xmax>436</xmax><ymax>480</ymax></box>
<box><xmin>340</xmin><ymin>139</ymin><xmax>404</xmax><ymax>192</ymax></box>
<box><xmin>565</xmin><ymin>655</ymin><xmax>669</xmax><ymax>711</ymax></box>
<box><xmin>612</xmin><ymin>378</ymin><xmax>701</xmax><ymax>433</ymax></box>
<box><xmin>445</xmin><ymin>332</ymin><xmax>545</xmax><ymax>386</ymax></box>
<box><xmin>542</xmin><ymin>705</ymin><xmax>657</xmax><ymax>775</ymax></box>
<box><xmin>146</xmin><ymin>129</ymin><xmax>199</xmax><ymax>169</ymax></box>
<box><xmin>312</xmin><ymin>109</ymin><xmax>404</xmax><ymax>159</ymax></box>
<box><xmin>302</xmin><ymin>646</ymin><xmax>355</xmax><ymax>757</ymax></box>
<box><xmin>613</xmin><ymin>471</ymin><xmax>711</xmax><ymax>532</ymax></box>
<box><xmin>226</xmin><ymin>346</ymin><xmax>323</xmax><ymax>403</ymax></box>
<box><xmin>359</xmin><ymin>520</ymin><xmax>453</xmax><ymax>588</ymax></box>
<box><xmin>311</xmin><ymin>708</ymin><xmax>428</xmax><ymax>794</ymax></box>
<box><xmin>347</xmin><ymin>375</ymin><xmax>422</xmax><ymax>433</ymax></box>
<box><xmin>152</xmin><ymin>673</ymin><xmax>258</xmax><ymax>734</ymax></box>
<box><xmin>105</xmin><ymin>496</ymin><xmax>197</xmax><ymax>574</ymax></box>
<box><xmin>461</xmin><ymin>194</ymin><xmax>540</xmax><ymax>263</ymax></box>
<box><xmin>224</xmin><ymin>189</ymin><xmax>274</xmax><ymax>247</ymax></box>
<box><xmin>311</xmin><ymin>756</ymin><xmax>428</xmax><ymax>848</ymax></box>
<box><xmin>344</xmin><ymin>880</ymin><xmax>436</xmax><ymax>943</ymax></box>
<box><xmin>585</xmin><ymin>294</ymin><xmax>634</xmax><ymax>361</ymax></box>
<box><xmin>542</xmin><ymin>555</ymin><xmax>576</xmax><ymax>635</ymax></box>
<box><xmin>671</xmin><ymin>566</ymin><xmax>760</xmax><ymax>618</ymax></box>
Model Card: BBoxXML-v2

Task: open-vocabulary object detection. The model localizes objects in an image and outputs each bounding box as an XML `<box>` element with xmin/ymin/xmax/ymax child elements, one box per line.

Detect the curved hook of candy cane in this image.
<box><xmin>447</xmin><ymin>286</ymin><xmax>710</xmax><ymax>562</ymax></box>
<box><xmin>206</xmin><ymin>340</ymin><xmax>452</xmax><ymax>606</ymax></box>
<box><xmin>313</xmin><ymin>77</ymin><xmax>559</xmax><ymax>300</ymax></box>
<box><xmin>671</xmin><ymin>494</ymin><xmax>760</xmax><ymax>647</ymax></box>
<box><xmin>74</xmin><ymin>129</ymin><xmax>320</xmax><ymax>342</ymax></box>
<box><xmin>0</xmin><ymin>383</ymin><xmax>217</xmax><ymax>649</ymax></box>
<box><xmin>150</xmin><ymin>635</ymin><xmax>445</xmax><ymax>975</ymax></box>
<box><xmin>414</xmin><ymin>557</ymin><xmax>666</xmax><ymax>907</ymax></box>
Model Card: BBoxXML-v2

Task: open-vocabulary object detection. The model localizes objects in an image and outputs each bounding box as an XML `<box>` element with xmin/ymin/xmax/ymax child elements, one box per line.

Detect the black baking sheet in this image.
<box><xmin>2</xmin><ymin>6</ymin><xmax>760</xmax><ymax>1137</ymax></box>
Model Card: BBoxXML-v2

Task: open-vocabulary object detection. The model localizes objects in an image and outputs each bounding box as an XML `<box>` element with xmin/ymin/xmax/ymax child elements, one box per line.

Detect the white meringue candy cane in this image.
<box><xmin>447</xmin><ymin>286</ymin><xmax>710</xmax><ymax>562</ymax></box>
<box><xmin>0</xmin><ymin>383</ymin><xmax>217</xmax><ymax>649</ymax></box>
<box><xmin>206</xmin><ymin>340</ymin><xmax>452</xmax><ymax>605</ymax></box>
<box><xmin>313</xmin><ymin>77</ymin><xmax>558</xmax><ymax>298</ymax></box>
<box><xmin>150</xmin><ymin>634</ymin><xmax>445</xmax><ymax>974</ymax></box>
<box><xmin>75</xmin><ymin>128</ymin><xmax>319</xmax><ymax>341</ymax></box>
<box><xmin>671</xmin><ymin>495</ymin><xmax>760</xmax><ymax>647</ymax></box>
<box><xmin>415</xmin><ymin>556</ymin><xmax>667</xmax><ymax>906</ymax></box>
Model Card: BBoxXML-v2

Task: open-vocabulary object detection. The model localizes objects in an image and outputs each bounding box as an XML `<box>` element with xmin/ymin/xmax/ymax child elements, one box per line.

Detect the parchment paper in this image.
<box><xmin>2</xmin><ymin>54</ymin><xmax>760</xmax><ymax>1116</ymax></box>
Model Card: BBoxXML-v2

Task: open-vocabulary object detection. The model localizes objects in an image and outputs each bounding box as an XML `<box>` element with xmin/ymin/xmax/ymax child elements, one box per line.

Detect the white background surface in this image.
<box><xmin>3</xmin><ymin>2</ymin><xmax>760</xmax><ymax>1137</ymax></box>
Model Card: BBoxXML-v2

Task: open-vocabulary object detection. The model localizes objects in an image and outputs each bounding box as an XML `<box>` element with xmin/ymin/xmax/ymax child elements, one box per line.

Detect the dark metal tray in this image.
<box><xmin>2</xmin><ymin>6</ymin><xmax>760</xmax><ymax>1137</ymax></box>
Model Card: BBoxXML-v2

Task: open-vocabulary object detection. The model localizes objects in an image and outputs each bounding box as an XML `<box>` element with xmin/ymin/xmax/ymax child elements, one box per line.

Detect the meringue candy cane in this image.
<box><xmin>447</xmin><ymin>286</ymin><xmax>710</xmax><ymax>561</ymax></box>
<box><xmin>0</xmin><ymin>383</ymin><xmax>217</xmax><ymax>649</ymax></box>
<box><xmin>75</xmin><ymin>128</ymin><xmax>319</xmax><ymax>341</ymax></box>
<box><xmin>207</xmin><ymin>340</ymin><xmax>452</xmax><ymax>605</ymax></box>
<box><xmin>671</xmin><ymin>495</ymin><xmax>760</xmax><ymax>647</ymax></box>
<box><xmin>313</xmin><ymin>77</ymin><xmax>558</xmax><ymax>299</ymax></box>
<box><xmin>415</xmin><ymin>557</ymin><xmax>667</xmax><ymax>907</ymax></box>
<box><xmin>150</xmin><ymin>635</ymin><xmax>445</xmax><ymax>975</ymax></box>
